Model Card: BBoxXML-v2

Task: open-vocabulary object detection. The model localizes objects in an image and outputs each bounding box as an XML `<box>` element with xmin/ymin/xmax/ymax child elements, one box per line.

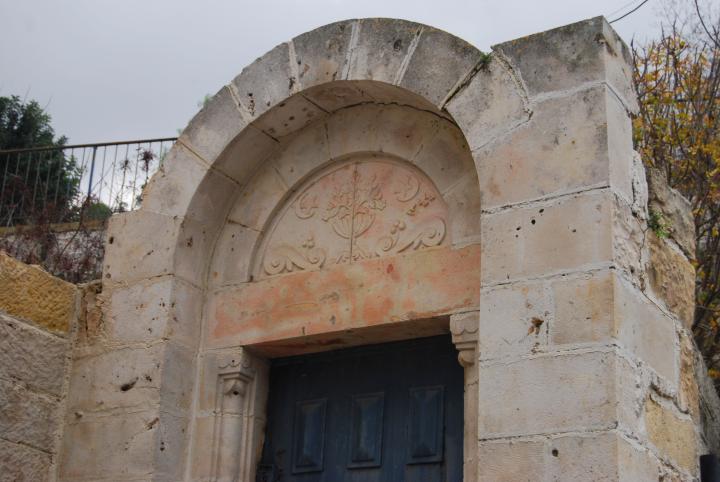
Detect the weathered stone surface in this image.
<box><xmin>103</xmin><ymin>210</ymin><xmax>181</xmax><ymax>283</ymax></box>
<box><xmin>209</xmin><ymin>244</ymin><xmax>480</xmax><ymax>349</ymax></box>
<box><xmin>271</xmin><ymin>118</ymin><xmax>331</xmax><ymax>187</ymax></box>
<box><xmin>0</xmin><ymin>379</ymin><xmax>59</xmax><ymax>452</ymax></box>
<box><xmin>142</xmin><ymin>142</ymin><xmax>209</xmax><ymax>219</ymax></box>
<box><xmin>173</xmin><ymin>217</ymin><xmax>215</xmax><ymax>287</ymax></box>
<box><xmin>212</xmin><ymin>124</ymin><xmax>279</xmax><ymax>184</ymax></box>
<box><xmin>413</xmin><ymin>118</ymin><xmax>475</xmax><ymax>194</ymax></box>
<box><xmin>697</xmin><ymin>354</ymin><xmax>720</xmax><ymax>455</ymax></box>
<box><xmin>445</xmin><ymin>173</ymin><xmax>482</xmax><ymax>244</ymax></box>
<box><xmin>227</xmin><ymin>162</ymin><xmax>289</xmax><ymax>232</ymax></box>
<box><xmin>400</xmin><ymin>26</ymin><xmax>481</xmax><ymax>107</ymax></box>
<box><xmin>106</xmin><ymin>277</ymin><xmax>201</xmax><ymax>348</ymax></box>
<box><xmin>479</xmin><ymin>280</ymin><xmax>550</xmax><ymax>361</ymax></box>
<box><xmin>375</xmin><ymin>104</ymin><xmax>442</xmax><ymax>162</ymax></box>
<box><xmin>477</xmin><ymin>432</ymin><xmax>659</xmax><ymax>482</ymax></box>
<box><xmin>302</xmin><ymin>81</ymin><xmax>372</xmax><ymax>112</ymax></box>
<box><xmin>293</xmin><ymin>20</ymin><xmax>354</xmax><ymax>89</ymax></box>
<box><xmin>646</xmin><ymin>166</ymin><xmax>696</xmax><ymax>259</ymax></box>
<box><xmin>60</xmin><ymin>410</ymin><xmax>158</xmax><ymax>480</ymax></box>
<box><xmin>613</xmin><ymin>276</ymin><xmax>678</xmax><ymax>385</ymax></box>
<box><xmin>230</xmin><ymin>42</ymin><xmax>293</xmax><ymax>120</ymax></box>
<box><xmin>481</xmin><ymin>191</ymin><xmax>612</xmax><ymax>284</ymax></box>
<box><xmin>178</xmin><ymin>86</ymin><xmax>247</xmax><ymax>164</ymax></box>
<box><xmin>67</xmin><ymin>345</ymin><xmax>165</xmax><ymax>413</ymax></box>
<box><xmin>446</xmin><ymin>58</ymin><xmax>528</xmax><ymax>151</ymax></box>
<box><xmin>0</xmin><ymin>252</ymin><xmax>76</xmax><ymax>333</ymax></box>
<box><xmin>155</xmin><ymin>412</ymin><xmax>191</xmax><ymax>481</ymax></box>
<box><xmin>495</xmin><ymin>16</ymin><xmax>638</xmax><ymax>111</ymax></box>
<box><xmin>478</xmin><ymin>351</ymin><xmax>629</xmax><ymax>437</ymax></box>
<box><xmin>646</xmin><ymin>232</ymin><xmax>695</xmax><ymax>329</ymax></box>
<box><xmin>0</xmin><ymin>438</ymin><xmax>51</xmax><ymax>482</ymax></box>
<box><xmin>551</xmin><ymin>271</ymin><xmax>614</xmax><ymax>345</ymax></box>
<box><xmin>474</xmin><ymin>86</ymin><xmax>630</xmax><ymax>209</ymax></box>
<box><xmin>347</xmin><ymin>18</ymin><xmax>422</xmax><ymax>83</ymax></box>
<box><xmin>208</xmin><ymin>222</ymin><xmax>260</xmax><ymax>287</ymax></box>
<box><xmin>644</xmin><ymin>397</ymin><xmax>697</xmax><ymax>473</ymax></box>
<box><xmin>252</xmin><ymin>93</ymin><xmax>325</xmax><ymax>139</ymax></box>
<box><xmin>551</xmin><ymin>271</ymin><xmax>678</xmax><ymax>384</ymax></box>
<box><xmin>0</xmin><ymin>314</ymin><xmax>69</xmax><ymax>396</ymax></box>
<box><xmin>679</xmin><ymin>332</ymin><xmax>700</xmax><ymax>420</ymax></box>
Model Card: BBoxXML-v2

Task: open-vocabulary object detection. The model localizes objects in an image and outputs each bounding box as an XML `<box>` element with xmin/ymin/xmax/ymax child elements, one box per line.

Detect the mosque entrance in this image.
<box><xmin>257</xmin><ymin>335</ymin><xmax>464</xmax><ymax>482</ymax></box>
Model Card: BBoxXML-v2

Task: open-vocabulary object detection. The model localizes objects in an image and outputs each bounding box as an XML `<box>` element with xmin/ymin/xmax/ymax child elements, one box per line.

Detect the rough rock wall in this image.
<box><xmin>645</xmin><ymin>167</ymin><xmax>720</xmax><ymax>459</ymax></box>
<box><xmin>0</xmin><ymin>253</ymin><xmax>78</xmax><ymax>481</ymax></box>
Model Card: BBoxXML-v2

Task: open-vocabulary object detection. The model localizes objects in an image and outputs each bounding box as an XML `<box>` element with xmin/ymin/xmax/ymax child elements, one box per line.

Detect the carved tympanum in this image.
<box><xmin>258</xmin><ymin>156</ymin><xmax>448</xmax><ymax>278</ymax></box>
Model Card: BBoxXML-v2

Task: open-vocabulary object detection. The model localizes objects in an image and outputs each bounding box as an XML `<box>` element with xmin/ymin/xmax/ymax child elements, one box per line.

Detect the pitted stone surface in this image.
<box><xmin>0</xmin><ymin>252</ymin><xmax>76</xmax><ymax>333</ymax></box>
<box><xmin>0</xmin><ymin>314</ymin><xmax>69</xmax><ymax>396</ymax></box>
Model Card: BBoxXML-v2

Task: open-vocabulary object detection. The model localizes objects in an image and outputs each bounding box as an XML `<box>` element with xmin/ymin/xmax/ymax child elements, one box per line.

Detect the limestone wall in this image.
<box><xmin>17</xmin><ymin>16</ymin><xmax>720</xmax><ymax>482</ymax></box>
<box><xmin>0</xmin><ymin>253</ymin><xmax>79</xmax><ymax>481</ymax></box>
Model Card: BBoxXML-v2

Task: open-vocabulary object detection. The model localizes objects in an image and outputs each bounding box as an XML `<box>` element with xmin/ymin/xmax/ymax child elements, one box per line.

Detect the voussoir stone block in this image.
<box><xmin>231</xmin><ymin>42</ymin><xmax>294</xmax><ymax>120</ymax></box>
<box><xmin>400</xmin><ymin>26</ymin><xmax>481</xmax><ymax>107</ymax></box>
<box><xmin>294</xmin><ymin>20</ymin><xmax>354</xmax><ymax>89</ymax></box>
<box><xmin>178</xmin><ymin>85</ymin><xmax>247</xmax><ymax>164</ymax></box>
<box><xmin>213</xmin><ymin>124</ymin><xmax>279</xmax><ymax>185</ymax></box>
<box><xmin>0</xmin><ymin>252</ymin><xmax>76</xmax><ymax>333</ymax></box>
<box><xmin>252</xmin><ymin>93</ymin><xmax>326</xmax><ymax>139</ymax></box>
<box><xmin>227</xmin><ymin>162</ymin><xmax>289</xmax><ymax>232</ymax></box>
<box><xmin>208</xmin><ymin>222</ymin><xmax>260</xmax><ymax>287</ymax></box>
<box><xmin>494</xmin><ymin>16</ymin><xmax>638</xmax><ymax>112</ymax></box>
<box><xmin>347</xmin><ymin>18</ymin><xmax>422</xmax><ymax>83</ymax></box>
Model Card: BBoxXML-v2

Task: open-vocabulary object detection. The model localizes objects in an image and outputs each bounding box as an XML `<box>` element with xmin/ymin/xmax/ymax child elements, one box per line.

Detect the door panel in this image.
<box><xmin>258</xmin><ymin>335</ymin><xmax>463</xmax><ymax>482</ymax></box>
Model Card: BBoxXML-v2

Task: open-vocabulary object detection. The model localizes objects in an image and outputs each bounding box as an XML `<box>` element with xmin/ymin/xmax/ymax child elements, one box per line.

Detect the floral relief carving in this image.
<box><xmin>259</xmin><ymin>157</ymin><xmax>448</xmax><ymax>277</ymax></box>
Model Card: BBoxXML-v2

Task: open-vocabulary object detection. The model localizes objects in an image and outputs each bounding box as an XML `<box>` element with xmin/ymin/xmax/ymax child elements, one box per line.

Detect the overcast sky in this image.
<box><xmin>0</xmin><ymin>0</ymin><xmax>668</xmax><ymax>144</ymax></box>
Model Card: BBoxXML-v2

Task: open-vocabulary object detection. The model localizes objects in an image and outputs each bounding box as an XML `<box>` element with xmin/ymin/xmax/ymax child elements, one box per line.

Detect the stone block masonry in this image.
<box><xmin>0</xmin><ymin>252</ymin><xmax>79</xmax><ymax>482</ymax></box>
<box><xmin>2</xmin><ymin>15</ymin><xmax>720</xmax><ymax>482</ymax></box>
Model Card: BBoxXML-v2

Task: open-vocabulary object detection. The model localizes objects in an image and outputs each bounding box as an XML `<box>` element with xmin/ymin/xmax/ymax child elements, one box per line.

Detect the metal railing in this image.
<box><xmin>0</xmin><ymin>137</ymin><xmax>177</xmax><ymax>226</ymax></box>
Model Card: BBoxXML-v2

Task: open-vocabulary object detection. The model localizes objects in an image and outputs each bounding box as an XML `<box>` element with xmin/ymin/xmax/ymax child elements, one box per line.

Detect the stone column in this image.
<box><xmin>451</xmin><ymin>311</ymin><xmax>479</xmax><ymax>482</ymax></box>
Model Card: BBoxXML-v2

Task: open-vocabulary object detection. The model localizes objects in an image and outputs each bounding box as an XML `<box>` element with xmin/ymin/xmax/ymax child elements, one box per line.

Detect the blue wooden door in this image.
<box><xmin>258</xmin><ymin>335</ymin><xmax>464</xmax><ymax>482</ymax></box>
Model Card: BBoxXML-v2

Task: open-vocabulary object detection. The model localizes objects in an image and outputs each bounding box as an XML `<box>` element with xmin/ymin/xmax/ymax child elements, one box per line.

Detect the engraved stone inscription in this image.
<box><xmin>258</xmin><ymin>155</ymin><xmax>448</xmax><ymax>278</ymax></box>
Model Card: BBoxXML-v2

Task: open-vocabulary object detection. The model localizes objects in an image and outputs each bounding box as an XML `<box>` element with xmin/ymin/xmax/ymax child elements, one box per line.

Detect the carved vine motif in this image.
<box><xmin>263</xmin><ymin>236</ymin><xmax>326</xmax><ymax>275</ymax></box>
<box><xmin>375</xmin><ymin>217</ymin><xmax>446</xmax><ymax>256</ymax></box>
<box><xmin>321</xmin><ymin>170</ymin><xmax>386</xmax><ymax>240</ymax></box>
<box><xmin>262</xmin><ymin>161</ymin><xmax>447</xmax><ymax>277</ymax></box>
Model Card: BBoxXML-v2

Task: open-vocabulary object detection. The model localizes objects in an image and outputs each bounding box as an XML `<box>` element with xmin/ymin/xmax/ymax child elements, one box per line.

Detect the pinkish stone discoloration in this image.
<box><xmin>209</xmin><ymin>244</ymin><xmax>479</xmax><ymax>349</ymax></box>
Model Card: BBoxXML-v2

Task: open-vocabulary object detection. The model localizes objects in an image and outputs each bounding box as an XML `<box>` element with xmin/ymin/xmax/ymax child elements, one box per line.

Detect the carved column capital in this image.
<box><xmin>450</xmin><ymin>311</ymin><xmax>479</xmax><ymax>367</ymax></box>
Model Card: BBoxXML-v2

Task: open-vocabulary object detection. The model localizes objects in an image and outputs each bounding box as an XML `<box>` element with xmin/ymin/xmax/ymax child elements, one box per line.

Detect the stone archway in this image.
<box><xmin>57</xmin><ymin>16</ymin><xmax>680</xmax><ymax>482</ymax></box>
<box><xmin>197</xmin><ymin>96</ymin><xmax>482</xmax><ymax>480</ymax></box>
